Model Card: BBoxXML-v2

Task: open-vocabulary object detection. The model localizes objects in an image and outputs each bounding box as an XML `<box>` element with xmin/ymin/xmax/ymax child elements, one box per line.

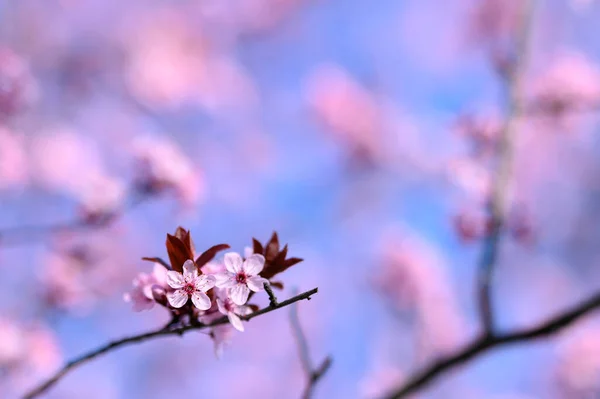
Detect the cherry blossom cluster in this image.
<box><xmin>124</xmin><ymin>227</ymin><xmax>302</xmax><ymax>356</ymax></box>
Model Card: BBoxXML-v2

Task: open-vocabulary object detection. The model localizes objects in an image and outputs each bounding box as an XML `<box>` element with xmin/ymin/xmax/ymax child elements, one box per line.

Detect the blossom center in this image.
<box><xmin>183</xmin><ymin>282</ymin><xmax>196</xmax><ymax>295</ymax></box>
<box><xmin>235</xmin><ymin>272</ymin><xmax>248</xmax><ymax>284</ymax></box>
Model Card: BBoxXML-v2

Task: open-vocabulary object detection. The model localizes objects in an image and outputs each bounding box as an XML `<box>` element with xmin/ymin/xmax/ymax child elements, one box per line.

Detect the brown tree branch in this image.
<box><xmin>289</xmin><ymin>295</ymin><xmax>332</xmax><ymax>399</ymax></box>
<box><xmin>384</xmin><ymin>289</ymin><xmax>600</xmax><ymax>398</ymax></box>
<box><xmin>476</xmin><ymin>0</ymin><xmax>536</xmax><ymax>335</ymax></box>
<box><xmin>22</xmin><ymin>287</ymin><xmax>319</xmax><ymax>399</ymax></box>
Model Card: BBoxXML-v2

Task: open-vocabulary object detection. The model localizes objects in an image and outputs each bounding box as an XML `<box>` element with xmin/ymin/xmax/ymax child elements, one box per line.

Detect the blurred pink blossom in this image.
<box><xmin>447</xmin><ymin>158</ymin><xmax>491</xmax><ymax>200</ymax></box>
<box><xmin>0</xmin><ymin>318</ymin><xmax>60</xmax><ymax>392</ymax></box>
<box><xmin>375</xmin><ymin>231</ymin><xmax>466</xmax><ymax>357</ymax></box>
<box><xmin>0</xmin><ymin>48</ymin><xmax>36</xmax><ymax>119</ymax></box>
<box><xmin>216</xmin><ymin>289</ymin><xmax>251</xmax><ymax>332</ymax></box>
<box><xmin>132</xmin><ymin>135</ymin><xmax>204</xmax><ymax>206</ymax></box>
<box><xmin>554</xmin><ymin>325</ymin><xmax>600</xmax><ymax>398</ymax></box>
<box><xmin>529</xmin><ymin>52</ymin><xmax>600</xmax><ymax>118</ymax></box>
<box><xmin>0</xmin><ymin>127</ymin><xmax>28</xmax><ymax>189</ymax></box>
<box><xmin>305</xmin><ymin>64</ymin><xmax>383</xmax><ymax>163</ymax></box>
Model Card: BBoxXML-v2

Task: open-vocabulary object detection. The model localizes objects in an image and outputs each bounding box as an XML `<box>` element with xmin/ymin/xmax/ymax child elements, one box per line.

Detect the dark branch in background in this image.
<box><xmin>383</xmin><ymin>1</ymin><xmax>569</xmax><ymax>398</ymax></box>
<box><xmin>476</xmin><ymin>0</ymin><xmax>536</xmax><ymax>335</ymax></box>
<box><xmin>22</xmin><ymin>287</ymin><xmax>319</xmax><ymax>399</ymax></box>
<box><xmin>0</xmin><ymin>191</ymin><xmax>148</xmax><ymax>248</ymax></box>
<box><xmin>384</xmin><ymin>290</ymin><xmax>600</xmax><ymax>399</ymax></box>
<box><xmin>289</xmin><ymin>292</ymin><xmax>332</xmax><ymax>399</ymax></box>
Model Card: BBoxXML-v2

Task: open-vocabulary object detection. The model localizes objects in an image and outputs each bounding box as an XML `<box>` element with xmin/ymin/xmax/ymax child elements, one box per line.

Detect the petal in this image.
<box><xmin>215</xmin><ymin>272</ymin><xmax>236</xmax><ymax>288</ymax></box>
<box><xmin>195</xmin><ymin>274</ymin><xmax>216</xmax><ymax>292</ymax></box>
<box><xmin>152</xmin><ymin>263</ymin><xmax>169</xmax><ymax>285</ymax></box>
<box><xmin>242</xmin><ymin>254</ymin><xmax>265</xmax><ymax>276</ymax></box>
<box><xmin>167</xmin><ymin>290</ymin><xmax>188</xmax><ymax>308</ymax></box>
<box><xmin>247</xmin><ymin>276</ymin><xmax>268</xmax><ymax>292</ymax></box>
<box><xmin>224</xmin><ymin>252</ymin><xmax>243</xmax><ymax>273</ymax></box>
<box><xmin>229</xmin><ymin>284</ymin><xmax>250</xmax><ymax>306</ymax></box>
<box><xmin>182</xmin><ymin>260</ymin><xmax>198</xmax><ymax>281</ymax></box>
<box><xmin>216</xmin><ymin>298</ymin><xmax>228</xmax><ymax>315</ymax></box>
<box><xmin>228</xmin><ymin>312</ymin><xmax>244</xmax><ymax>332</ymax></box>
<box><xmin>166</xmin><ymin>271</ymin><xmax>185</xmax><ymax>289</ymax></box>
<box><xmin>191</xmin><ymin>291</ymin><xmax>211</xmax><ymax>310</ymax></box>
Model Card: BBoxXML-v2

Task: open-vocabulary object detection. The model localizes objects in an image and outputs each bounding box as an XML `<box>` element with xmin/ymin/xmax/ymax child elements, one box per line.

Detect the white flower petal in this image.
<box><xmin>167</xmin><ymin>290</ymin><xmax>188</xmax><ymax>308</ymax></box>
<box><xmin>152</xmin><ymin>263</ymin><xmax>168</xmax><ymax>285</ymax></box>
<box><xmin>242</xmin><ymin>254</ymin><xmax>265</xmax><ymax>276</ymax></box>
<box><xmin>224</xmin><ymin>252</ymin><xmax>243</xmax><ymax>273</ymax></box>
<box><xmin>215</xmin><ymin>272</ymin><xmax>236</xmax><ymax>288</ymax></box>
<box><xmin>228</xmin><ymin>312</ymin><xmax>244</xmax><ymax>332</ymax></box>
<box><xmin>243</xmin><ymin>246</ymin><xmax>254</xmax><ymax>258</ymax></box>
<box><xmin>166</xmin><ymin>271</ymin><xmax>185</xmax><ymax>289</ymax></box>
<box><xmin>182</xmin><ymin>260</ymin><xmax>198</xmax><ymax>280</ymax></box>
<box><xmin>216</xmin><ymin>298</ymin><xmax>227</xmax><ymax>315</ymax></box>
<box><xmin>247</xmin><ymin>276</ymin><xmax>268</xmax><ymax>292</ymax></box>
<box><xmin>191</xmin><ymin>291</ymin><xmax>211</xmax><ymax>310</ymax></box>
<box><xmin>195</xmin><ymin>274</ymin><xmax>216</xmax><ymax>292</ymax></box>
<box><xmin>230</xmin><ymin>284</ymin><xmax>250</xmax><ymax>306</ymax></box>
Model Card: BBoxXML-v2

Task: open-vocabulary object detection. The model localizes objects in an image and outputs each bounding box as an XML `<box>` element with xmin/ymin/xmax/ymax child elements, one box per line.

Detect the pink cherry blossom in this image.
<box><xmin>124</xmin><ymin>263</ymin><xmax>169</xmax><ymax>312</ymax></box>
<box><xmin>132</xmin><ymin>135</ymin><xmax>204</xmax><ymax>206</ymax></box>
<box><xmin>215</xmin><ymin>252</ymin><xmax>268</xmax><ymax>306</ymax></box>
<box><xmin>166</xmin><ymin>260</ymin><xmax>215</xmax><ymax>309</ymax></box>
<box><xmin>216</xmin><ymin>291</ymin><xmax>251</xmax><ymax>332</ymax></box>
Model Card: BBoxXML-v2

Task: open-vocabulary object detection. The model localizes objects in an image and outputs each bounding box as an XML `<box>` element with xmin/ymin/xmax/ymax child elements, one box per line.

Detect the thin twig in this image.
<box><xmin>476</xmin><ymin>0</ymin><xmax>536</xmax><ymax>336</ymax></box>
<box><xmin>384</xmin><ymin>289</ymin><xmax>600</xmax><ymax>398</ymax></box>
<box><xmin>289</xmin><ymin>295</ymin><xmax>331</xmax><ymax>399</ymax></box>
<box><xmin>22</xmin><ymin>287</ymin><xmax>319</xmax><ymax>399</ymax></box>
<box><xmin>264</xmin><ymin>283</ymin><xmax>279</xmax><ymax>307</ymax></box>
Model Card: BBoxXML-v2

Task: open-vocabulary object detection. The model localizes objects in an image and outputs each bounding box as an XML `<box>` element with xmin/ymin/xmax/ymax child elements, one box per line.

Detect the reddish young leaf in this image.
<box><xmin>272</xmin><ymin>244</ymin><xmax>288</xmax><ymax>266</ymax></box>
<box><xmin>247</xmin><ymin>304</ymin><xmax>260</xmax><ymax>313</ymax></box>
<box><xmin>265</xmin><ymin>232</ymin><xmax>280</xmax><ymax>260</ymax></box>
<box><xmin>141</xmin><ymin>257</ymin><xmax>171</xmax><ymax>269</ymax></box>
<box><xmin>195</xmin><ymin>244</ymin><xmax>231</xmax><ymax>268</ymax></box>
<box><xmin>252</xmin><ymin>238</ymin><xmax>263</xmax><ymax>255</ymax></box>
<box><xmin>269</xmin><ymin>281</ymin><xmax>284</xmax><ymax>290</ymax></box>
<box><xmin>283</xmin><ymin>257</ymin><xmax>303</xmax><ymax>268</ymax></box>
<box><xmin>166</xmin><ymin>234</ymin><xmax>192</xmax><ymax>272</ymax></box>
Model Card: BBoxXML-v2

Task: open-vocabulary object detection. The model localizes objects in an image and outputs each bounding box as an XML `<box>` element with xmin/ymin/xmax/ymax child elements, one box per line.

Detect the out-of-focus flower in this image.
<box><xmin>360</xmin><ymin>367</ymin><xmax>410</xmax><ymax>399</ymax></box>
<box><xmin>166</xmin><ymin>260</ymin><xmax>216</xmax><ymax>309</ymax></box>
<box><xmin>132</xmin><ymin>135</ymin><xmax>204</xmax><ymax>206</ymax></box>
<box><xmin>77</xmin><ymin>172</ymin><xmax>126</xmax><ymax>222</ymax></box>
<box><xmin>124</xmin><ymin>262</ymin><xmax>169</xmax><ymax>312</ymax></box>
<box><xmin>375</xmin><ymin>231</ymin><xmax>465</xmax><ymax>358</ymax></box>
<box><xmin>453</xmin><ymin>206</ymin><xmax>491</xmax><ymax>243</ymax></box>
<box><xmin>209</xmin><ymin>324</ymin><xmax>234</xmax><ymax>359</ymax></box>
<box><xmin>215</xmin><ymin>252</ymin><xmax>267</xmax><ymax>305</ymax></box>
<box><xmin>453</xmin><ymin>113</ymin><xmax>502</xmax><ymax>157</ymax></box>
<box><xmin>529</xmin><ymin>52</ymin><xmax>600</xmax><ymax>120</ymax></box>
<box><xmin>447</xmin><ymin>158</ymin><xmax>491</xmax><ymax>200</ymax></box>
<box><xmin>0</xmin><ymin>127</ymin><xmax>28</xmax><ymax>189</ymax></box>
<box><xmin>0</xmin><ymin>48</ymin><xmax>36</xmax><ymax>119</ymax></box>
<box><xmin>0</xmin><ymin>318</ymin><xmax>60</xmax><ymax>392</ymax></box>
<box><xmin>554</xmin><ymin>326</ymin><xmax>600</xmax><ymax>397</ymax></box>
<box><xmin>305</xmin><ymin>64</ymin><xmax>382</xmax><ymax>163</ymax></box>
<box><xmin>216</xmin><ymin>290</ymin><xmax>251</xmax><ymax>332</ymax></box>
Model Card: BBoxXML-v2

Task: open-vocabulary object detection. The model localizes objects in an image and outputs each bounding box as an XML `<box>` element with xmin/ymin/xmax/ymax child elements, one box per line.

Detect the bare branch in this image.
<box><xmin>384</xmin><ymin>289</ymin><xmax>600</xmax><ymax>398</ymax></box>
<box><xmin>476</xmin><ymin>0</ymin><xmax>536</xmax><ymax>335</ymax></box>
<box><xmin>289</xmin><ymin>295</ymin><xmax>331</xmax><ymax>399</ymax></box>
<box><xmin>22</xmin><ymin>287</ymin><xmax>319</xmax><ymax>399</ymax></box>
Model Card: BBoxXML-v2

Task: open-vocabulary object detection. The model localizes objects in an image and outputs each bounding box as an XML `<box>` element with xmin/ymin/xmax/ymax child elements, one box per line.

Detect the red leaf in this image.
<box><xmin>141</xmin><ymin>257</ymin><xmax>171</xmax><ymax>269</ymax></box>
<box><xmin>269</xmin><ymin>281</ymin><xmax>284</xmax><ymax>290</ymax></box>
<box><xmin>195</xmin><ymin>244</ymin><xmax>231</xmax><ymax>268</ymax></box>
<box><xmin>265</xmin><ymin>232</ymin><xmax>280</xmax><ymax>260</ymax></box>
<box><xmin>283</xmin><ymin>257</ymin><xmax>303</xmax><ymax>268</ymax></box>
<box><xmin>252</xmin><ymin>238</ymin><xmax>264</xmax><ymax>255</ymax></box>
<box><xmin>247</xmin><ymin>304</ymin><xmax>260</xmax><ymax>313</ymax></box>
<box><xmin>272</xmin><ymin>244</ymin><xmax>288</xmax><ymax>265</ymax></box>
<box><xmin>166</xmin><ymin>234</ymin><xmax>191</xmax><ymax>272</ymax></box>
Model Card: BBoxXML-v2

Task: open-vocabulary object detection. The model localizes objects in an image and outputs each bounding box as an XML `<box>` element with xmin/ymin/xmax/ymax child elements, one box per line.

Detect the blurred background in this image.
<box><xmin>1</xmin><ymin>0</ymin><xmax>600</xmax><ymax>398</ymax></box>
